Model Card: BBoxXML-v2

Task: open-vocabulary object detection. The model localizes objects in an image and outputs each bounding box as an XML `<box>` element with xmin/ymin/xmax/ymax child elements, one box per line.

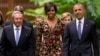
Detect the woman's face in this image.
<box><xmin>62</xmin><ymin>13</ymin><xmax>72</xmax><ymax>25</ymax></box>
<box><xmin>47</xmin><ymin>7</ymin><xmax>56</xmax><ymax>19</ymax></box>
<box><xmin>63</xmin><ymin>16</ymin><xmax>72</xmax><ymax>25</ymax></box>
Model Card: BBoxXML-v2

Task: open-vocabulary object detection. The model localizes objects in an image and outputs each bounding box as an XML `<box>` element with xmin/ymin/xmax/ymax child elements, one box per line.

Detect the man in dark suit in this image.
<box><xmin>63</xmin><ymin>3</ymin><xmax>99</xmax><ymax>56</ymax></box>
<box><xmin>5</xmin><ymin>5</ymin><xmax>33</xmax><ymax>29</ymax></box>
<box><xmin>0</xmin><ymin>11</ymin><xmax>35</xmax><ymax>56</ymax></box>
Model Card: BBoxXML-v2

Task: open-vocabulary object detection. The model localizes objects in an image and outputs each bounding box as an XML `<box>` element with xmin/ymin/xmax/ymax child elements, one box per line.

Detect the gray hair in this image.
<box><xmin>12</xmin><ymin>11</ymin><xmax>23</xmax><ymax>18</ymax></box>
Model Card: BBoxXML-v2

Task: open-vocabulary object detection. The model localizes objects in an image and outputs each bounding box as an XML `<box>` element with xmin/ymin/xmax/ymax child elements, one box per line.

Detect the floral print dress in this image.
<box><xmin>36</xmin><ymin>19</ymin><xmax>63</xmax><ymax>56</ymax></box>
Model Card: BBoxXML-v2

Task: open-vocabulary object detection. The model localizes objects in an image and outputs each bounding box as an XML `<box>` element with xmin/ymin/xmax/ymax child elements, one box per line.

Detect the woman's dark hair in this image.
<box><xmin>0</xmin><ymin>11</ymin><xmax>4</xmax><ymax>26</ymax></box>
<box><xmin>44</xmin><ymin>2</ymin><xmax>57</xmax><ymax>14</ymax></box>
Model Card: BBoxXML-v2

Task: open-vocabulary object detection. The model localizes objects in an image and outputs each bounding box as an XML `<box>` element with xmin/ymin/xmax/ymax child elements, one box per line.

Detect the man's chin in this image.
<box><xmin>16</xmin><ymin>25</ymin><xmax>22</xmax><ymax>27</ymax></box>
<box><xmin>77</xmin><ymin>16</ymin><xmax>83</xmax><ymax>19</ymax></box>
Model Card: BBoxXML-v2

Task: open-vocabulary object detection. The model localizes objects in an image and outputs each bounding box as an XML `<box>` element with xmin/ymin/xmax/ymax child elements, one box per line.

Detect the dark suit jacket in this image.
<box><xmin>63</xmin><ymin>19</ymin><xmax>99</xmax><ymax>56</ymax></box>
<box><xmin>0</xmin><ymin>24</ymin><xmax>35</xmax><ymax>56</ymax></box>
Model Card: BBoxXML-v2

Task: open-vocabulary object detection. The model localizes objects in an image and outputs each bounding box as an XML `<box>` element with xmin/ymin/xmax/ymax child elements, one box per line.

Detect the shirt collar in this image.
<box><xmin>76</xmin><ymin>17</ymin><xmax>84</xmax><ymax>24</ymax></box>
<box><xmin>13</xmin><ymin>24</ymin><xmax>22</xmax><ymax>30</ymax></box>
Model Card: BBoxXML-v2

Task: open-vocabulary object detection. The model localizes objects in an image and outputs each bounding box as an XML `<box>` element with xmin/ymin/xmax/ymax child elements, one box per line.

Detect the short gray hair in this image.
<box><xmin>12</xmin><ymin>11</ymin><xmax>23</xmax><ymax>18</ymax></box>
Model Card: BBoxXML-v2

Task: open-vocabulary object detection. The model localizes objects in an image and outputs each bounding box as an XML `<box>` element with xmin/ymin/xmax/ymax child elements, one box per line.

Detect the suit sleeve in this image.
<box><xmin>0</xmin><ymin>28</ymin><xmax>5</xmax><ymax>56</ymax></box>
<box><xmin>63</xmin><ymin>24</ymin><xmax>70</xmax><ymax>56</ymax></box>
<box><xmin>91</xmin><ymin>22</ymin><xmax>99</xmax><ymax>56</ymax></box>
<box><xmin>28</xmin><ymin>27</ymin><xmax>36</xmax><ymax>56</ymax></box>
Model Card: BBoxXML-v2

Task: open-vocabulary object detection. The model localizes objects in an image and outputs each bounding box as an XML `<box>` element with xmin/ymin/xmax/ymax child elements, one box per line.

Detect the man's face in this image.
<box><xmin>73</xmin><ymin>4</ymin><xmax>85</xmax><ymax>20</ymax></box>
<box><xmin>13</xmin><ymin>13</ymin><xmax>23</xmax><ymax>27</ymax></box>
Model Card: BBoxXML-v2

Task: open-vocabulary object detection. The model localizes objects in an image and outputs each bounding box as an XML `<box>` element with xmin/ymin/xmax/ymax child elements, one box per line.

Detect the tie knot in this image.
<box><xmin>79</xmin><ymin>20</ymin><xmax>81</xmax><ymax>23</ymax></box>
<box><xmin>16</xmin><ymin>27</ymin><xmax>19</xmax><ymax>30</ymax></box>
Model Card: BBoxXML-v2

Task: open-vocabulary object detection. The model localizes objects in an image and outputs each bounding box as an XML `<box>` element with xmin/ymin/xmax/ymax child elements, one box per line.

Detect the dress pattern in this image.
<box><xmin>36</xmin><ymin>19</ymin><xmax>63</xmax><ymax>56</ymax></box>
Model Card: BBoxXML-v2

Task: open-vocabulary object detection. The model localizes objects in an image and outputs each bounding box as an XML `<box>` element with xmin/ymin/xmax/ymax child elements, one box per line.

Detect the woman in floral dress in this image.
<box><xmin>36</xmin><ymin>2</ymin><xmax>63</xmax><ymax>56</ymax></box>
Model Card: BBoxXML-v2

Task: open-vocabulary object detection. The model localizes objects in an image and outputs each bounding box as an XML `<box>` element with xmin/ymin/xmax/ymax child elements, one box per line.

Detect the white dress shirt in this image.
<box><xmin>76</xmin><ymin>17</ymin><xmax>84</xmax><ymax>34</ymax></box>
<box><xmin>13</xmin><ymin>24</ymin><xmax>22</xmax><ymax>40</ymax></box>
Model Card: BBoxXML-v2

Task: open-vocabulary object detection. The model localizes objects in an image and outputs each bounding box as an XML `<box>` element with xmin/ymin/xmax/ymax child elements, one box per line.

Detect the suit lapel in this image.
<box><xmin>73</xmin><ymin>21</ymin><xmax>80</xmax><ymax>40</ymax></box>
<box><xmin>17</xmin><ymin>26</ymin><xmax>28</xmax><ymax>46</ymax></box>
<box><xmin>81</xmin><ymin>19</ymin><xmax>89</xmax><ymax>41</ymax></box>
<box><xmin>73</xmin><ymin>19</ymin><xmax>89</xmax><ymax>41</ymax></box>
<box><xmin>17</xmin><ymin>26</ymin><xmax>24</xmax><ymax>46</ymax></box>
<box><xmin>9</xmin><ymin>25</ymin><xmax>16</xmax><ymax>46</ymax></box>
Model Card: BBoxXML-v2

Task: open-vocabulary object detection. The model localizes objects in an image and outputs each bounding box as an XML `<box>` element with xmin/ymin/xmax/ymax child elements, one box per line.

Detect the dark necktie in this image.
<box><xmin>78</xmin><ymin>21</ymin><xmax>81</xmax><ymax>40</ymax></box>
<box><xmin>15</xmin><ymin>28</ymin><xmax>20</xmax><ymax>45</ymax></box>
